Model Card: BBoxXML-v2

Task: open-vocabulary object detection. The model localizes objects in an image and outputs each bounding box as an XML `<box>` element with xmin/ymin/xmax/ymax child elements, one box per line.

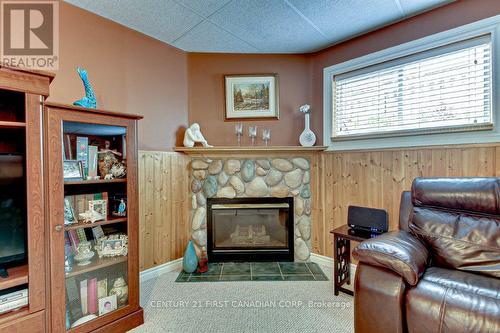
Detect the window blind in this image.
<box><xmin>332</xmin><ymin>35</ymin><xmax>492</xmax><ymax>139</ymax></box>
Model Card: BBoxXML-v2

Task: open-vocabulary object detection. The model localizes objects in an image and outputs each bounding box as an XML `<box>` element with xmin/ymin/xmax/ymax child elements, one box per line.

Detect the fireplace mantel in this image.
<box><xmin>174</xmin><ymin>146</ymin><xmax>327</xmax><ymax>156</ymax></box>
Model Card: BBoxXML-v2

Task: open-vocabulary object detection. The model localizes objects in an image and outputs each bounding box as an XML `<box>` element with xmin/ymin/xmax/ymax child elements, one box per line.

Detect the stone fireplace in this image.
<box><xmin>188</xmin><ymin>156</ymin><xmax>312</xmax><ymax>262</ymax></box>
<box><xmin>207</xmin><ymin>197</ymin><xmax>294</xmax><ymax>261</ymax></box>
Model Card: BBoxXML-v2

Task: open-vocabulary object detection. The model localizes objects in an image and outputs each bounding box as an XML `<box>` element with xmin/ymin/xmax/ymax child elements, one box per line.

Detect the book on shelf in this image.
<box><xmin>88</xmin><ymin>146</ymin><xmax>98</xmax><ymax>178</ymax></box>
<box><xmin>80</xmin><ymin>279</ymin><xmax>88</xmax><ymax>315</ymax></box>
<box><xmin>87</xmin><ymin>278</ymin><xmax>98</xmax><ymax>314</ymax></box>
<box><xmin>97</xmin><ymin>278</ymin><xmax>107</xmax><ymax>299</ymax></box>
<box><xmin>76</xmin><ymin>136</ymin><xmax>88</xmax><ymax>177</ymax></box>
<box><xmin>76</xmin><ymin>228</ymin><xmax>87</xmax><ymax>242</ymax></box>
<box><xmin>66</xmin><ymin>277</ymin><xmax>83</xmax><ymax>323</ymax></box>
<box><xmin>92</xmin><ymin>226</ymin><xmax>105</xmax><ymax>240</ymax></box>
<box><xmin>67</xmin><ymin>230</ymin><xmax>80</xmax><ymax>251</ymax></box>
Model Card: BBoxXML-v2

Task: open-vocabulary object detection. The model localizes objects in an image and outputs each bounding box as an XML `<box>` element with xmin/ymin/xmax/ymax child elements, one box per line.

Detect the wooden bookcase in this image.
<box><xmin>0</xmin><ymin>66</ymin><xmax>53</xmax><ymax>332</ymax></box>
<box><xmin>44</xmin><ymin>102</ymin><xmax>143</xmax><ymax>332</ymax></box>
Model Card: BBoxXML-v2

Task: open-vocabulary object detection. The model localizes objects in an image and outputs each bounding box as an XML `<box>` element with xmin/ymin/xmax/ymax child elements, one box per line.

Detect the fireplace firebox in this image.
<box><xmin>207</xmin><ymin>197</ymin><xmax>294</xmax><ymax>262</ymax></box>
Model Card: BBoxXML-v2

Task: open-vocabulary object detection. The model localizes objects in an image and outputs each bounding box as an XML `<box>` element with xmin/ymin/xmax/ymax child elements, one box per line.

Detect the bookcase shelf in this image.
<box><xmin>64</xmin><ymin>178</ymin><xmax>127</xmax><ymax>186</ymax></box>
<box><xmin>65</xmin><ymin>256</ymin><xmax>128</xmax><ymax>278</ymax></box>
<box><xmin>64</xmin><ymin>218</ymin><xmax>127</xmax><ymax>231</ymax></box>
<box><xmin>0</xmin><ymin>265</ymin><xmax>28</xmax><ymax>291</ymax></box>
<box><xmin>0</xmin><ymin>121</ymin><xmax>26</xmax><ymax>128</ymax></box>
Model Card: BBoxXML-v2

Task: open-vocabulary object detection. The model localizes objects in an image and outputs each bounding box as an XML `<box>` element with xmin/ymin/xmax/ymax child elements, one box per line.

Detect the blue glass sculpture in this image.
<box><xmin>182</xmin><ymin>240</ymin><xmax>198</xmax><ymax>273</ymax></box>
<box><xmin>73</xmin><ymin>67</ymin><xmax>97</xmax><ymax>109</ymax></box>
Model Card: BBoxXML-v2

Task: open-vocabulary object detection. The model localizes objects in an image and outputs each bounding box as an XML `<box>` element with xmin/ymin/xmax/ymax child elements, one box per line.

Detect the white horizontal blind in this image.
<box><xmin>332</xmin><ymin>35</ymin><xmax>493</xmax><ymax>139</ymax></box>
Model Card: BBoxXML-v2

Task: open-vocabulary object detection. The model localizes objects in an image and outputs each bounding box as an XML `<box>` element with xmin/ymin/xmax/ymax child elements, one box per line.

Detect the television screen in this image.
<box><xmin>0</xmin><ymin>155</ymin><xmax>26</xmax><ymax>277</ymax></box>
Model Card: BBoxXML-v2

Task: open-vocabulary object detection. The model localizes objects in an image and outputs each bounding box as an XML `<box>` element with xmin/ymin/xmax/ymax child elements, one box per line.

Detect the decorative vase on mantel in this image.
<box><xmin>299</xmin><ymin>104</ymin><xmax>316</xmax><ymax>147</ymax></box>
<box><xmin>182</xmin><ymin>240</ymin><xmax>199</xmax><ymax>273</ymax></box>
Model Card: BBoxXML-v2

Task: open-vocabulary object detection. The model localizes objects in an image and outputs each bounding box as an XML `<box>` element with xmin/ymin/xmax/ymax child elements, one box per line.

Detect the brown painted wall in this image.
<box><xmin>309</xmin><ymin>0</ymin><xmax>500</xmax><ymax>144</ymax></box>
<box><xmin>187</xmin><ymin>53</ymin><xmax>311</xmax><ymax>146</ymax></box>
<box><xmin>48</xmin><ymin>3</ymin><xmax>188</xmax><ymax>151</ymax></box>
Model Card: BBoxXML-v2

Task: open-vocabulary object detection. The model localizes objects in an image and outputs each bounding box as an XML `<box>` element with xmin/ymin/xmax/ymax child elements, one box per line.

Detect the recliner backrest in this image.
<box><xmin>408</xmin><ymin>177</ymin><xmax>500</xmax><ymax>278</ymax></box>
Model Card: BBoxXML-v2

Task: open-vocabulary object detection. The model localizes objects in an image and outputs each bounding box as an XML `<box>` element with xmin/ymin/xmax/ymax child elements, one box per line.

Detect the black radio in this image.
<box><xmin>347</xmin><ymin>205</ymin><xmax>388</xmax><ymax>235</ymax></box>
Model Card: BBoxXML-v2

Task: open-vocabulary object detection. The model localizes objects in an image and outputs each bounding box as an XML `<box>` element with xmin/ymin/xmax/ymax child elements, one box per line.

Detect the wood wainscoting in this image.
<box><xmin>312</xmin><ymin>144</ymin><xmax>500</xmax><ymax>258</ymax></box>
<box><xmin>138</xmin><ymin>151</ymin><xmax>191</xmax><ymax>270</ymax></box>
<box><xmin>138</xmin><ymin>144</ymin><xmax>500</xmax><ymax>269</ymax></box>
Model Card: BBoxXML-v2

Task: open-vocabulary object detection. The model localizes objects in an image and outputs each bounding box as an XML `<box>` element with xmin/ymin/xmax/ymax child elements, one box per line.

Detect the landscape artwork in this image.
<box><xmin>225</xmin><ymin>75</ymin><xmax>279</xmax><ymax>120</ymax></box>
<box><xmin>233</xmin><ymin>83</ymin><xmax>269</xmax><ymax>111</ymax></box>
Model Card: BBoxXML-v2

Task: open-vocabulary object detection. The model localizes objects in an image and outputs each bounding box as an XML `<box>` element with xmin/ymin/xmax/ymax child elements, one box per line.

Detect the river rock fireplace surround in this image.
<box><xmin>177</xmin><ymin>148</ymin><xmax>319</xmax><ymax>263</ymax></box>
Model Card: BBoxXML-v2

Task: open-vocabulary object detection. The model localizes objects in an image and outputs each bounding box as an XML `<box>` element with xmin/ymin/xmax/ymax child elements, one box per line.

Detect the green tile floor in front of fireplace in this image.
<box><xmin>175</xmin><ymin>262</ymin><xmax>329</xmax><ymax>282</ymax></box>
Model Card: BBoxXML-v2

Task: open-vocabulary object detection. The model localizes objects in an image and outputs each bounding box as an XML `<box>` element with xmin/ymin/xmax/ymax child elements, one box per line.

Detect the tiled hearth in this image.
<box><xmin>175</xmin><ymin>262</ymin><xmax>328</xmax><ymax>282</ymax></box>
<box><xmin>184</xmin><ymin>151</ymin><xmax>317</xmax><ymax>262</ymax></box>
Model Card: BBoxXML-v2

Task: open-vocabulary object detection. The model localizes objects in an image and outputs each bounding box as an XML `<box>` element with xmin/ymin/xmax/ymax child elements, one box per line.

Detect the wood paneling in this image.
<box><xmin>137</xmin><ymin>143</ymin><xmax>500</xmax><ymax>268</ymax></box>
<box><xmin>138</xmin><ymin>151</ymin><xmax>191</xmax><ymax>270</ymax></box>
<box><xmin>312</xmin><ymin>144</ymin><xmax>499</xmax><ymax>258</ymax></box>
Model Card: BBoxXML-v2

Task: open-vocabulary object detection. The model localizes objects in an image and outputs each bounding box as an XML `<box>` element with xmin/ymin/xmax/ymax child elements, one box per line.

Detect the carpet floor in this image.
<box><xmin>130</xmin><ymin>264</ymin><xmax>354</xmax><ymax>333</ymax></box>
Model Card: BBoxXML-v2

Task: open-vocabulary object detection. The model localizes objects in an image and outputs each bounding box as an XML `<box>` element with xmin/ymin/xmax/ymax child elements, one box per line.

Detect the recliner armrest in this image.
<box><xmin>353</xmin><ymin>230</ymin><xmax>429</xmax><ymax>285</ymax></box>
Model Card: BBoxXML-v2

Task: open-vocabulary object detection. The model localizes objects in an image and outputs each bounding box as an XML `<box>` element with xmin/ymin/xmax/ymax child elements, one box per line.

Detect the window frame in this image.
<box><xmin>323</xmin><ymin>15</ymin><xmax>500</xmax><ymax>151</ymax></box>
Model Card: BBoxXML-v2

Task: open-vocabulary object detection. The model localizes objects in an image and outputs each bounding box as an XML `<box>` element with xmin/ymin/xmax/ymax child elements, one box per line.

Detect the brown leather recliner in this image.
<box><xmin>353</xmin><ymin>177</ymin><xmax>500</xmax><ymax>333</ymax></box>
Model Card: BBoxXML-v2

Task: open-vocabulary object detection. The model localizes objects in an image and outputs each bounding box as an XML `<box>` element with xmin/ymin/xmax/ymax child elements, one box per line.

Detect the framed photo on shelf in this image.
<box><xmin>89</xmin><ymin>199</ymin><xmax>107</xmax><ymax>221</ymax></box>
<box><xmin>224</xmin><ymin>74</ymin><xmax>279</xmax><ymax>120</ymax></box>
<box><xmin>95</xmin><ymin>234</ymin><xmax>128</xmax><ymax>258</ymax></box>
<box><xmin>63</xmin><ymin>160</ymin><xmax>83</xmax><ymax>180</ymax></box>
<box><xmin>98</xmin><ymin>294</ymin><xmax>117</xmax><ymax>316</ymax></box>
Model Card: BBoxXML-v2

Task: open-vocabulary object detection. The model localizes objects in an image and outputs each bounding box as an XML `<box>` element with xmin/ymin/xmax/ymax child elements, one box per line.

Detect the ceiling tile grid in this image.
<box><xmin>64</xmin><ymin>0</ymin><xmax>454</xmax><ymax>53</ymax></box>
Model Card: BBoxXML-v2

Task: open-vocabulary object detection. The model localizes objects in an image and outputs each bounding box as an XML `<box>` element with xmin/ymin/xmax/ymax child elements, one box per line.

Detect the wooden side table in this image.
<box><xmin>330</xmin><ymin>225</ymin><xmax>378</xmax><ymax>296</ymax></box>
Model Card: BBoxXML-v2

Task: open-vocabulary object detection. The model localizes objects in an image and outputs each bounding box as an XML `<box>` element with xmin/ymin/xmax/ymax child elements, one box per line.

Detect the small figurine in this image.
<box><xmin>117</xmin><ymin>199</ymin><xmax>126</xmax><ymax>216</ymax></box>
<box><xmin>79</xmin><ymin>209</ymin><xmax>104</xmax><ymax>223</ymax></box>
<box><xmin>73</xmin><ymin>67</ymin><xmax>97</xmax><ymax>109</ymax></box>
<box><xmin>98</xmin><ymin>141</ymin><xmax>121</xmax><ymax>177</ymax></box>
<box><xmin>110</xmin><ymin>162</ymin><xmax>126</xmax><ymax>178</ymax></box>
<box><xmin>109</xmin><ymin>277</ymin><xmax>128</xmax><ymax>306</ymax></box>
<box><xmin>183</xmin><ymin>123</ymin><xmax>212</xmax><ymax>147</ymax></box>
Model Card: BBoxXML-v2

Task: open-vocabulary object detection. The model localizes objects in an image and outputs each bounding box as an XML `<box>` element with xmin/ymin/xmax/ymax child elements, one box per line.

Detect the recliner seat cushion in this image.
<box><xmin>406</xmin><ymin>267</ymin><xmax>500</xmax><ymax>333</ymax></box>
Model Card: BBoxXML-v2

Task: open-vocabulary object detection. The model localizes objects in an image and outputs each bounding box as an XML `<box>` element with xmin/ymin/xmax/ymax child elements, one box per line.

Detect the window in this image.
<box><xmin>332</xmin><ymin>35</ymin><xmax>492</xmax><ymax>140</ymax></box>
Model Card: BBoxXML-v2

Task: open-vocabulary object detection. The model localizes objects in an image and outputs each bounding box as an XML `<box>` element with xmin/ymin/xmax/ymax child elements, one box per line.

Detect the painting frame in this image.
<box><xmin>224</xmin><ymin>74</ymin><xmax>279</xmax><ymax>121</ymax></box>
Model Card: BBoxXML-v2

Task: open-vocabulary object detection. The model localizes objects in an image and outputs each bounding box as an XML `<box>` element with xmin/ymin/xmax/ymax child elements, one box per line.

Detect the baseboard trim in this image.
<box><xmin>310</xmin><ymin>253</ymin><xmax>357</xmax><ymax>281</ymax></box>
<box><xmin>140</xmin><ymin>258</ymin><xmax>182</xmax><ymax>283</ymax></box>
<box><xmin>310</xmin><ymin>253</ymin><xmax>334</xmax><ymax>267</ymax></box>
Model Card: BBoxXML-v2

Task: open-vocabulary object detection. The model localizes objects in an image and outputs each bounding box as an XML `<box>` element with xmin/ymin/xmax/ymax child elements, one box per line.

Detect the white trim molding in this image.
<box><xmin>323</xmin><ymin>14</ymin><xmax>500</xmax><ymax>151</ymax></box>
<box><xmin>310</xmin><ymin>253</ymin><xmax>357</xmax><ymax>282</ymax></box>
<box><xmin>140</xmin><ymin>258</ymin><xmax>183</xmax><ymax>283</ymax></box>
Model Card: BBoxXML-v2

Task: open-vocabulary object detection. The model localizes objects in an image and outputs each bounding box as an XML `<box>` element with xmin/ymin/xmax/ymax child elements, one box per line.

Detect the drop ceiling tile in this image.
<box><xmin>172</xmin><ymin>21</ymin><xmax>259</xmax><ymax>53</ymax></box>
<box><xmin>398</xmin><ymin>0</ymin><xmax>453</xmax><ymax>16</ymax></box>
<box><xmin>209</xmin><ymin>0</ymin><xmax>327</xmax><ymax>53</ymax></box>
<box><xmin>175</xmin><ymin>0</ymin><xmax>233</xmax><ymax>18</ymax></box>
<box><xmin>288</xmin><ymin>0</ymin><xmax>403</xmax><ymax>45</ymax></box>
<box><xmin>65</xmin><ymin>0</ymin><xmax>203</xmax><ymax>43</ymax></box>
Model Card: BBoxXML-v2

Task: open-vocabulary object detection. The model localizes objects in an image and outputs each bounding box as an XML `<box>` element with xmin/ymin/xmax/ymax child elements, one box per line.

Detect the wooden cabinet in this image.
<box><xmin>0</xmin><ymin>66</ymin><xmax>53</xmax><ymax>332</ymax></box>
<box><xmin>44</xmin><ymin>102</ymin><xmax>143</xmax><ymax>332</ymax></box>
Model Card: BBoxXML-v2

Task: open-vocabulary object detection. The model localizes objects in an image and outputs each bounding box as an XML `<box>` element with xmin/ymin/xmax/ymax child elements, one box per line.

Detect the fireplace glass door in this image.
<box><xmin>207</xmin><ymin>198</ymin><xmax>294</xmax><ymax>261</ymax></box>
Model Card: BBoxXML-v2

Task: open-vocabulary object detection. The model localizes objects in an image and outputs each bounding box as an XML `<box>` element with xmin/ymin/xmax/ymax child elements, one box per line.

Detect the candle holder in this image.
<box><xmin>234</xmin><ymin>123</ymin><xmax>243</xmax><ymax>146</ymax></box>
<box><xmin>249</xmin><ymin>126</ymin><xmax>257</xmax><ymax>146</ymax></box>
<box><xmin>262</xmin><ymin>129</ymin><xmax>271</xmax><ymax>146</ymax></box>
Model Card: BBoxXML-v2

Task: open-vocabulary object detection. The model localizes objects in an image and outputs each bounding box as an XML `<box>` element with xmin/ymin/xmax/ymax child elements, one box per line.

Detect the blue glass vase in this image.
<box><xmin>182</xmin><ymin>240</ymin><xmax>198</xmax><ymax>273</ymax></box>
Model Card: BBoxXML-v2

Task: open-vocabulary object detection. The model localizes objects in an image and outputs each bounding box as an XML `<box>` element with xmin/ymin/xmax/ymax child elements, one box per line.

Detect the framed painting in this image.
<box><xmin>224</xmin><ymin>74</ymin><xmax>279</xmax><ymax>120</ymax></box>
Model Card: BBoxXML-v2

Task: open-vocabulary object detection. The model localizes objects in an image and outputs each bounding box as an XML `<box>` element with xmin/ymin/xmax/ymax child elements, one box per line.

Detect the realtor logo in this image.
<box><xmin>1</xmin><ymin>1</ymin><xmax>59</xmax><ymax>69</ymax></box>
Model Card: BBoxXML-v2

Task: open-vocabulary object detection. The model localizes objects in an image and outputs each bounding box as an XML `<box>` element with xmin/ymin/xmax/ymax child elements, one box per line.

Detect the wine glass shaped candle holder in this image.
<box><xmin>262</xmin><ymin>129</ymin><xmax>271</xmax><ymax>146</ymax></box>
<box><xmin>235</xmin><ymin>123</ymin><xmax>243</xmax><ymax>146</ymax></box>
<box><xmin>249</xmin><ymin>126</ymin><xmax>257</xmax><ymax>146</ymax></box>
